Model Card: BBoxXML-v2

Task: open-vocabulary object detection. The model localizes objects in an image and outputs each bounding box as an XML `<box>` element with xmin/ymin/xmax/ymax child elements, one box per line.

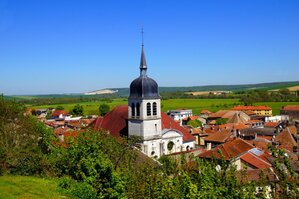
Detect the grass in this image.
<box><xmin>0</xmin><ymin>175</ymin><xmax>68</xmax><ymax>199</ymax></box>
<box><xmin>29</xmin><ymin>98</ymin><xmax>241</xmax><ymax>115</ymax></box>
<box><xmin>254</xmin><ymin>101</ymin><xmax>299</xmax><ymax>115</ymax></box>
<box><xmin>29</xmin><ymin>98</ymin><xmax>128</xmax><ymax>115</ymax></box>
<box><xmin>161</xmin><ymin>98</ymin><xmax>240</xmax><ymax>114</ymax></box>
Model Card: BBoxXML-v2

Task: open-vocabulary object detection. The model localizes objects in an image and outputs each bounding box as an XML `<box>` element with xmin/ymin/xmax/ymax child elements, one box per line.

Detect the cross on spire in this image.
<box><xmin>140</xmin><ymin>26</ymin><xmax>147</xmax><ymax>75</ymax></box>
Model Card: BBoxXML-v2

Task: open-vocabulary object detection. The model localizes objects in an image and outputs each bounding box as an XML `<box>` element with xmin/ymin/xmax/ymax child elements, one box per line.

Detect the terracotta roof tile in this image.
<box><xmin>52</xmin><ymin>110</ymin><xmax>68</xmax><ymax>117</ymax></box>
<box><xmin>198</xmin><ymin>138</ymin><xmax>254</xmax><ymax>160</ymax></box>
<box><xmin>241</xmin><ymin>152</ymin><xmax>272</xmax><ymax>169</ymax></box>
<box><xmin>232</xmin><ymin>106</ymin><xmax>272</xmax><ymax>111</ymax></box>
<box><xmin>201</xmin><ymin>110</ymin><xmax>212</xmax><ymax>114</ymax></box>
<box><xmin>275</xmin><ymin>127</ymin><xmax>297</xmax><ymax>151</ymax></box>
<box><xmin>264</xmin><ymin>122</ymin><xmax>279</xmax><ymax>128</ymax></box>
<box><xmin>281</xmin><ymin>105</ymin><xmax>299</xmax><ymax>111</ymax></box>
<box><xmin>94</xmin><ymin>105</ymin><xmax>195</xmax><ymax>143</ymax></box>
<box><xmin>237</xmin><ymin>169</ymin><xmax>279</xmax><ymax>183</ymax></box>
<box><xmin>204</xmin><ymin>131</ymin><xmax>232</xmax><ymax>143</ymax></box>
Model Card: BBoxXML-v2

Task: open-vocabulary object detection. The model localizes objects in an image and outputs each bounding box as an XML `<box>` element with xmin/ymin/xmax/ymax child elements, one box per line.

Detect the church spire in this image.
<box><xmin>140</xmin><ymin>27</ymin><xmax>147</xmax><ymax>76</ymax></box>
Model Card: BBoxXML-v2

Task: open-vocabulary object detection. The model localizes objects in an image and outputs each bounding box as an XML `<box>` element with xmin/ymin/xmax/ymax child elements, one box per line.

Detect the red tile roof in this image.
<box><xmin>241</xmin><ymin>152</ymin><xmax>272</xmax><ymax>169</ymax></box>
<box><xmin>243</xmin><ymin>110</ymin><xmax>256</xmax><ymax>115</ymax></box>
<box><xmin>286</xmin><ymin>125</ymin><xmax>297</xmax><ymax>136</ymax></box>
<box><xmin>232</xmin><ymin>106</ymin><xmax>272</xmax><ymax>111</ymax></box>
<box><xmin>198</xmin><ymin>138</ymin><xmax>254</xmax><ymax>160</ymax></box>
<box><xmin>54</xmin><ymin>126</ymin><xmax>73</xmax><ymax>136</ymax></box>
<box><xmin>162</xmin><ymin>113</ymin><xmax>195</xmax><ymax>142</ymax></box>
<box><xmin>94</xmin><ymin>105</ymin><xmax>128</xmax><ymax>137</ymax></box>
<box><xmin>264</xmin><ymin>122</ymin><xmax>279</xmax><ymax>128</ymax></box>
<box><xmin>182</xmin><ymin>115</ymin><xmax>199</xmax><ymax>121</ymax></box>
<box><xmin>219</xmin><ymin>123</ymin><xmax>249</xmax><ymax>130</ymax></box>
<box><xmin>52</xmin><ymin>110</ymin><xmax>68</xmax><ymax>117</ymax></box>
<box><xmin>204</xmin><ymin>130</ymin><xmax>232</xmax><ymax>143</ymax></box>
<box><xmin>94</xmin><ymin>105</ymin><xmax>195</xmax><ymax>143</ymax></box>
<box><xmin>201</xmin><ymin>110</ymin><xmax>212</xmax><ymax>114</ymax></box>
<box><xmin>281</xmin><ymin>105</ymin><xmax>299</xmax><ymax>111</ymax></box>
<box><xmin>237</xmin><ymin>169</ymin><xmax>279</xmax><ymax>183</ymax></box>
<box><xmin>246</xmin><ymin>120</ymin><xmax>263</xmax><ymax>124</ymax></box>
<box><xmin>275</xmin><ymin>127</ymin><xmax>297</xmax><ymax>151</ymax></box>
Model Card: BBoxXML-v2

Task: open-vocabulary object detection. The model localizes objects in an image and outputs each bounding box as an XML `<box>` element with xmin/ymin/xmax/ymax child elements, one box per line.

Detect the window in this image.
<box><xmin>153</xmin><ymin>102</ymin><xmax>157</xmax><ymax>115</ymax></box>
<box><xmin>147</xmin><ymin>102</ymin><xmax>151</xmax><ymax>116</ymax></box>
<box><xmin>136</xmin><ymin>103</ymin><xmax>140</xmax><ymax>116</ymax></box>
<box><xmin>131</xmin><ymin>103</ymin><xmax>135</xmax><ymax>116</ymax></box>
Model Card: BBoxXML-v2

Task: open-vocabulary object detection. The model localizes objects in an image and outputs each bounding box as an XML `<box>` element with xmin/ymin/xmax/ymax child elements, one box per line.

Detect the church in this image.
<box><xmin>95</xmin><ymin>43</ymin><xmax>195</xmax><ymax>158</ymax></box>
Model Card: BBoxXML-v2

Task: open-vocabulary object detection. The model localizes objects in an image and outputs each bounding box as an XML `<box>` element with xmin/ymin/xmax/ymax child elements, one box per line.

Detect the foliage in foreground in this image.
<box><xmin>1</xmin><ymin>96</ymin><xmax>299</xmax><ymax>198</ymax></box>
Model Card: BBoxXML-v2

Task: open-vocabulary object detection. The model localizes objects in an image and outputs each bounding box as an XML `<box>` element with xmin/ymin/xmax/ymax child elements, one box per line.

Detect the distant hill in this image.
<box><xmin>8</xmin><ymin>80</ymin><xmax>299</xmax><ymax>99</ymax></box>
<box><xmin>109</xmin><ymin>80</ymin><xmax>299</xmax><ymax>97</ymax></box>
<box><xmin>84</xmin><ymin>89</ymin><xmax>118</xmax><ymax>95</ymax></box>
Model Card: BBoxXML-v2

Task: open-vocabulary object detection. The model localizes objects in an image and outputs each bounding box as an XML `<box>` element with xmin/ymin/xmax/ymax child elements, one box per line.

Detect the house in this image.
<box><xmin>240</xmin><ymin>148</ymin><xmax>272</xmax><ymax>170</ymax></box>
<box><xmin>52</xmin><ymin>110</ymin><xmax>69</xmax><ymax>119</ymax></box>
<box><xmin>204</xmin><ymin>130</ymin><xmax>233</xmax><ymax>150</ymax></box>
<box><xmin>232</xmin><ymin>106</ymin><xmax>272</xmax><ymax>117</ymax></box>
<box><xmin>208</xmin><ymin>110</ymin><xmax>250</xmax><ymax>124</ymax></box>
<box><xmin>198</xmin><ymin>138</ymin><xmax>254</xmax><ymax>170</ymax></box>
<box><xmin>94</xmin><ymin>44</ymin><xmax>195</xmax><ymax>158</ymax></box>
<box><xmin>237</xmin><ymin>168</ymin><xmax>279</xmax><ymax>198</ymax></box>
<box><xmin>265</xmin><ymin>115</ymin><xmax>289</xmax><ymax>123</ymax></box>
<box><xmin>274</xmin><ymin>126</ymin><xmax>298</xmax><ymax>152</ymax></box>
<box><xmin>246</xmin><ymin>120</ymin><xmax>264</xmax><ymax>128</ymax></box>
<box><xmin>167</xmin><ymin>109</ymin><xmax>192</xmax><ymax>125</ymax></box>
<box><xmin>200</xmin><ymin>109</ymin><xmax>212</xmax><ymax>118</ymax></box>
<box><xmin>280</xmin><ymin>105</ymin><xmax>299</xmax><ymax>121</ymax></box>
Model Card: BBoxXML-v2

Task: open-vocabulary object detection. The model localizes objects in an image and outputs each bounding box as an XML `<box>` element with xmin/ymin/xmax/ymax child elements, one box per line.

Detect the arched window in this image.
<box><xmin>136</xmin><ymin>103</ymin><xmax>140</xmax><ymax>117</ymax></box>
<box><xmin>153</xmin><ymin>102</ymin><xmax>157</xmax><ymax>116</ymax></box>
<box><xmin>131</xmin><ymin>103</ymin><xmax>135</xmax><ymax>116</ymax></box>
<box><xmin>147</xmin><ymin>102</ymin><xmax>151</xmax><ymax>116</ymax></box>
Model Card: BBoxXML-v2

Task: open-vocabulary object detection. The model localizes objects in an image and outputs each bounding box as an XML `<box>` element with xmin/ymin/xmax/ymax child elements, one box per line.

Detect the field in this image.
<box><xmin>29</xmin><ymin>98</ymin><xmax>241</xmax><ymax>115</ymax></box>
<box><xmin>254</xmin><ymin>101</ymin><xmax>299</xmax><ymax>115</ymax></box>
<box><xmin>28</xmin><ymin>98</ymin><xmax>299</xmax><ymax>116</ymax></box>
<box><xmin>0</xmin><ymin>175</ymin><xmax>67</xmax><ymax>199</ymax></box>
<box><xmin>29</xmin><ymin>98</ymin><xmax>128</xmax><ymax>115</ymax></box>
<box><xmin>161</xmin><ymin>98</ymin><xmax>240</xmax><ymax>114</ymax></box>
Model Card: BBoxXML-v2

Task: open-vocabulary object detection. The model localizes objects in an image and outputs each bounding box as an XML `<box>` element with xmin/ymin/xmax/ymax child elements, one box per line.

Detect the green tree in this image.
<box><xmin>99</xmin><ymin>104</ymin><xmax>110</xmax><ymax>116</ymax></box>
<box><xmin>70</xmin><ymin>104</ymin><xmax>83</xmax><ymax>116</ymax></box>
<box><xmin>216</xmin><ymin>118</ymin><xmax>229</xmax><ymax>125</ymax></box>
<box><xmin>0</xmin><ymin>95</ymin><xmax>56</xmax><ymax>176</ymax></box>
<box><xmin>56</xmin><ymin>106</ymin><xmax>64</xmax><ymax>110</ymax></box>
<box><xmin>187</xmin><ymin>118</ymin><xmax>202</xmax><ymax>128</ymax></box>
<box><xmin>55</xmin><ymin>131</ymin><xmax>125</xmax><ymax>198</ymax></box>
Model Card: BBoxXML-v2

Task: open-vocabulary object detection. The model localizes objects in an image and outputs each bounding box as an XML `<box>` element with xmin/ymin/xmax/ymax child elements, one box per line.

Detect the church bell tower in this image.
<box><xmin>128</xmin><ymin>31</ymin><xmax>162</xmax><ymax>156</ymax></box>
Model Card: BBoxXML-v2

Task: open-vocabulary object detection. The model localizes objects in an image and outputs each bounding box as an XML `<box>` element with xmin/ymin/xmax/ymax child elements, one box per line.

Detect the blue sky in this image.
<box><xmin>0</xmin><ymin>0</ymin><xmax>298</xmax><ymax>95</ymax></box>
